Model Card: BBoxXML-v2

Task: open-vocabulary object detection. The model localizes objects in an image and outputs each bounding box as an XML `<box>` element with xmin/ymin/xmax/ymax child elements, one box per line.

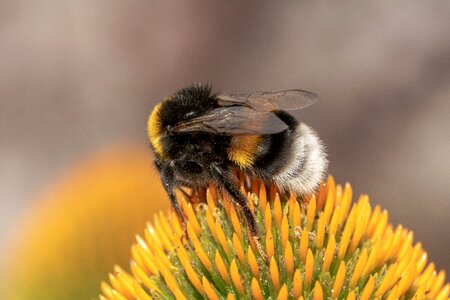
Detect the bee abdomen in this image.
<box><xmin>272</xmin><ymin>123</ymin><xmax>328</xmax><ymax>196</ymax></box>
<box><xmin>228</xmin><ymin>135</ymin><xmax>262</xmax><ymax>169</ymax></box>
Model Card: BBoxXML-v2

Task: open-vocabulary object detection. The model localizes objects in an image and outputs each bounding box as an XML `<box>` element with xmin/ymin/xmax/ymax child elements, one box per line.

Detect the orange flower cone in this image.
<box><xmin>100</xmin><ymin>176</ymin><xmax>449</xmax><ymax>300</ymax></box>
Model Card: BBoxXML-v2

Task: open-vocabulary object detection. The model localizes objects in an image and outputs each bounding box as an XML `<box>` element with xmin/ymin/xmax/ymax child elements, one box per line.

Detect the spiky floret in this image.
<box><xmin>100</xmin><ymin>176</ymin><xmax>449</xmax><ymax>300</ymax></box>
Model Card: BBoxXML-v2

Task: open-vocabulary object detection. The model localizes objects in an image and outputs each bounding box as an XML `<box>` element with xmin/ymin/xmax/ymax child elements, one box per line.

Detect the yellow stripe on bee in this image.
<box><xmin>147</xmin><ymin>102</ymin><xmax>165</xmax><ymax>158</ymax></box>
<box><xmin>228</xmin><ymin>135</ymin><xmax>261</xmax><ymax>168</ymax></box>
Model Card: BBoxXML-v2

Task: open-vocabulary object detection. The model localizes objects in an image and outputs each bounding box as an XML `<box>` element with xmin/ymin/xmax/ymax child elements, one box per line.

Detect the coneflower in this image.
<box><xmin>100</xmin><ymin>175</ymin><xmax>449</xmax><ymax>300</ymax></box>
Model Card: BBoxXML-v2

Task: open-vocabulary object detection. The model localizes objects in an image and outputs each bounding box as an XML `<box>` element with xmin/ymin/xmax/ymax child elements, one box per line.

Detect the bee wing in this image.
<box><xmin>217</xmin><ymin>89</ymin><xmax>318</xmax><ymax>112</ymax></box>
<box><xmin>175</xmin><ymin>106</ymin><xmax>288</xmax><ymax>135</ymax></box>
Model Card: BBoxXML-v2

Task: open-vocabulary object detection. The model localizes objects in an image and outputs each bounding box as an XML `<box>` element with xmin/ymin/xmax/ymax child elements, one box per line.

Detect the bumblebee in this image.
<box><xmin>148</xmin><ymin>84</ymin><xmax>327</xmax><ymax>239</ymax></box>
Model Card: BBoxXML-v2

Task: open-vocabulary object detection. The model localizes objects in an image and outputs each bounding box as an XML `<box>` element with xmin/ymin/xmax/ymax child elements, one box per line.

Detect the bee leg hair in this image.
<box><xmin>211</xmin><ymin>166</ymin><xmax>267</xmax><ymax>259</ymax></box>
<box><xmin>159</xmin><ymin>166</ymin><xmax>187</xmax><ymax>236</ymax></box>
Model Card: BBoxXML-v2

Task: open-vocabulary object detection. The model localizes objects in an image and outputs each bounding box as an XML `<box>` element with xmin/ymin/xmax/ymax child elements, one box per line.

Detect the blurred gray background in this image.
<box><xmin>1</xmin><ymin>1</ymin><xmax>449</xmax><ymax>271</ymax></box>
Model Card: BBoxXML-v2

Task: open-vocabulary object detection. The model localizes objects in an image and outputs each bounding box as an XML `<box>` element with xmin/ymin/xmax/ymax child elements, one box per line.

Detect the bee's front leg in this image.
<box><xmin>211</xmin><ymin>165</ymin><xmax>267</xmax><ymax>260</ymax></box>
<box><xmin>158</xmin><ymin>165</ymin><xmax>187</xmax><ymax>238</ymax></box>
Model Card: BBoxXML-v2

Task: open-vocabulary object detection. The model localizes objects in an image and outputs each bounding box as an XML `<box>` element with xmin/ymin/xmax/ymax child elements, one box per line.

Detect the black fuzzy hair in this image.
<box><xmin>158</xmin><ymin>83</ymin><xmax>218</xmax><ymax>128</ymax></box>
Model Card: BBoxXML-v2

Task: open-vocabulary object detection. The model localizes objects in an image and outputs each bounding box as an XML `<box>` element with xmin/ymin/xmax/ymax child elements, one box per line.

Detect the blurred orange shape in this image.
<box><xmin>2</xmin><ymin>143</ymin><xmax>168</xmax><ymax>299</ymax></box>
